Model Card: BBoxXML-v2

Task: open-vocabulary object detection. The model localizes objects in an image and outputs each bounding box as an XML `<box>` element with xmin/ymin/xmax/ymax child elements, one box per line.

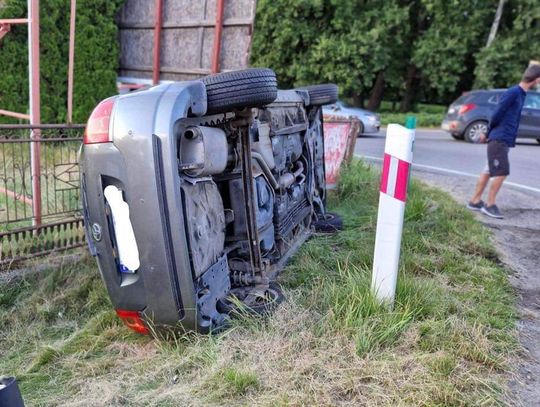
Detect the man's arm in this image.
<box><xmin>489</xmin><ymin>88</ymin><xmax>519</xmax><ymax>131</ymax></box>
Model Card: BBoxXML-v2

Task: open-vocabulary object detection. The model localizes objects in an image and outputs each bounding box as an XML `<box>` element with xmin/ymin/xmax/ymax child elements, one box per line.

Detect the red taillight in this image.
<box><xmin>84</xmin><ymin>97</ymin><xmax>116</xmax><ymax>144</ymax></box>
<box><xmin>116</xmin><ymin>309</ymin><xmax>149</xmax><ymax>334</ymax></box>
<box><xmin>458</xmin><ymin>103</ymin><xmax>477</xmax><ymax>115</ymax></box>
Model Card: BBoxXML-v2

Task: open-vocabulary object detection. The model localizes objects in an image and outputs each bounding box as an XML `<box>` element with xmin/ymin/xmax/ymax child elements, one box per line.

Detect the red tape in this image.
<box><xmin>380</xmin><ymin>153</ymin><xmax>410</xmax><ymax>202</ymax></box>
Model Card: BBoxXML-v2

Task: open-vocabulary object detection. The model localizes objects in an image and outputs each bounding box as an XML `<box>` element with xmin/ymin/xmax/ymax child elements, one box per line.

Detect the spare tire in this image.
<box><xmin>314</xmin><ymin>212</ymin><xmax>343</xmax><ymax>233</ymax></box>
<box><xmin>297</xmin><ymin>84</ymin><xmax>338</xmax><ymax>106</ymax></box>
<box><xmin>201</xmin><ymin>68</ymin><xmax>278</xmax><ymax>114</ymax></box>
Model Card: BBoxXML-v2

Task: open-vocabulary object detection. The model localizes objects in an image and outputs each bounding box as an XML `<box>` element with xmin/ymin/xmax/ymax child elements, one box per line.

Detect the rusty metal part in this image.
<box><xmin>0</xmin><ymin>23</ymin><xmax>11</xmax><ymax>41</ymax></box>
<box><xmin>152</xmin><ymin>0</ymin><xmax>163</xmax><ymax>85</ymax></box>
<box><xmin>67</xmin><ymin>0</ymin><xmax>77</xmax><ymax>123</ymax></box>
<box><xmin>28</xmin><ymin>0</ymin><xmax>42</xmax><ymax>228</ymax></box>
<box><xmin>0</xmin><ymin>110</ymin><xmax>31</xmax><ymax>120</ymax></box>
<box><xmin>238</xmin><ymin>114</ymin><xmax>263</xmax><ymax>276</ymax></box>
<box><xmin>0</xmin><ymin>124</ymin><xmax>85</xmax><ymax>130</ymax></box>
<box><xmin>211</xmin><ymin>0</ymin><xmax>225</xmax><ymax>73</ymax></box>
<box><xmin>0</xmin><ymin>219</ymin><xmax>85</xmax><ymax>267</ymax></box>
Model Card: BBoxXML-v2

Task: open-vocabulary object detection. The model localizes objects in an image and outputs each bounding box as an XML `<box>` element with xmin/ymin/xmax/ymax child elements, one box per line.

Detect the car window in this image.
<box><xmin>487</xmin><ymin>94</ymin><xmax>500</xmax><ymax>104</ymax></box>
<box><xmin>452</xmin><ymin>94</ymin><xmax>469</xmax><ymax>105</ymax></box>
<box><xmin>524</xmin><ymin>93</ymin><xmax>540</xmax><ymax>109</ymax></box>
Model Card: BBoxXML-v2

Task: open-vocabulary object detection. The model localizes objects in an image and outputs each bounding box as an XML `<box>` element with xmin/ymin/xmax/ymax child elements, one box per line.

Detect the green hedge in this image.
<box><xmin>0</xmin><ymin>0</ymin><xmax>123</xmax><ymax>124</ymax></box>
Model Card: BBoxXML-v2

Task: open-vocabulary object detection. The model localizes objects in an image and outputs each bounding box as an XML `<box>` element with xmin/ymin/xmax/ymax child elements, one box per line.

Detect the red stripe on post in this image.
<box><xmin>380</xmin><ymin>153</ymin><xmax>391</xmax><ymax>194</ymax></box>
<box><xmin>394</xmin><ymin>159</ymin><xmax>410</xmax><ymax>202</ymax></box>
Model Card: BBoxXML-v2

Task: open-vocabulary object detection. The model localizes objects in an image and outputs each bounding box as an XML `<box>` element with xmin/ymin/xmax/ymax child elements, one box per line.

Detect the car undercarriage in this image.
<box><xmin>80</xmin><ymin>69</ymin><xmax>339</xmax><ymax>333</ymax></box>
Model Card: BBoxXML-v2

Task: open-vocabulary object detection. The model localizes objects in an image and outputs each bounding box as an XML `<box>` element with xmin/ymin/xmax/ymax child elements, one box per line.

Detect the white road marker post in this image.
<box><xmin>371</xmin><ymin>117</ymin><xmax>416</xmax><ymax>307</ymax></box>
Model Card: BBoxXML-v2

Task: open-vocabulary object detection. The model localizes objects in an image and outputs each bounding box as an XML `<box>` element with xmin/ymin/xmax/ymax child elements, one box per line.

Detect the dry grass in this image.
<box><xmin>0</xmin><ymin>161</ymin><xmax>517</xmax><ymax>406</ymax></box>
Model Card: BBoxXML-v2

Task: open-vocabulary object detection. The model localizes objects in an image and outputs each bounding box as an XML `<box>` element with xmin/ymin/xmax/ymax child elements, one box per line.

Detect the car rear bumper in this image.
<box><xmin>363</xmin><ymin>121</ymin><xmax>380</xmax><ymax>134</ymax></box>
<box><xmin>441</xmin><ymin>119</ymin><xmax>465</xmax><ymax>135</ymax></box>
<box><xmin>80</xmin><ymin>81</ymin><xmax>210</xmax><ymax>332</ymax></box>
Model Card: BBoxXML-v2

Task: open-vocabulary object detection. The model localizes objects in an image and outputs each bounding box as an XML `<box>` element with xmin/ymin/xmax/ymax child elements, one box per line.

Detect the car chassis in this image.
<box><xmin>80</xmin><ymin>69</ymin><xmax>339</xmax><ymax>333</ymax></box>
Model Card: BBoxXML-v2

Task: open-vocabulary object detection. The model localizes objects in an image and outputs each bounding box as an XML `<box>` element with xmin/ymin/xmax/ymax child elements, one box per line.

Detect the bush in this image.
<box><xmin>0</xmin><ymin>0</ymin><xmax>123</xmax><ymax>124</ymax></box>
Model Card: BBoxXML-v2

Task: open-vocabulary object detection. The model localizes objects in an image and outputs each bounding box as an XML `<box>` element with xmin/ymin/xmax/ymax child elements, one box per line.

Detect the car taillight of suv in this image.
<box><xmin>458</xmin><ymin>103</ymin><xmax>477</xmax><ymax>115</ymax></box>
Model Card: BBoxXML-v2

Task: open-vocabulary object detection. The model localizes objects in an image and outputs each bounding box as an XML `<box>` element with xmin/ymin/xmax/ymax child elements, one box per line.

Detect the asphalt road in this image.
<box><xmin>354</xmin><ymin>129</ymin><xmax>540</xmax><ymax>194</ymax></box>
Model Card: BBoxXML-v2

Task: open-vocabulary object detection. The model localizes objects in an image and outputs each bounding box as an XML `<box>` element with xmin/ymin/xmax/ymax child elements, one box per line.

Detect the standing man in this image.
<box><xmin>467</xmin><ymin>64</ymin><xmax>540</xmax><ymax>219</ymax></box>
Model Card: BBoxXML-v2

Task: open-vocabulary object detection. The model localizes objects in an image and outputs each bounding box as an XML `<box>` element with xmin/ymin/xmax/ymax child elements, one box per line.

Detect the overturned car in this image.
<box><xmin>80</xmin><ymin>68</ymin><xmax>339</xmax><ymax>333</ymax></box>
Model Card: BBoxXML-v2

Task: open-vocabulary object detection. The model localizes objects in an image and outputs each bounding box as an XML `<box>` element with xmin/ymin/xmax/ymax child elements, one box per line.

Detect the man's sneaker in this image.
<box><xmin>481</xmin><ymin>204</ymin><xmax>504</xmax><ymax>219</ymax></box>
<box><xmin>466</xmin><ymin>200</ymin><xmax>484</xmax><ymax>211</ymax></box>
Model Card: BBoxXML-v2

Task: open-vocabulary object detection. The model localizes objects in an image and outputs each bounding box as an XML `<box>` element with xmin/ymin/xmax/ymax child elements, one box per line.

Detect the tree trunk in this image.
<box><xmin>486</xmin><ymin>0</ymin><xmax>505</xmax><ymax>47</ymax></box>
<box><xmin>352</xmin><ymin>92</ymin><xmax>364</xmax><ymax>108</ymax></box>
<box><xmin>367</xmin><ymin>71</ymin><xmax>385</xmax><ymax>111</ymax></box>
<box><xmin>400</xmin><ymin>64</ymin><xmax>418</xmax><ymax>113</ymax></box>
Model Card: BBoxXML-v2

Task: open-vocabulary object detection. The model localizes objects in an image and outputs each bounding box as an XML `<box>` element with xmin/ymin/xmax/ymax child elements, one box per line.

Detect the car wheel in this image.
<box><xmin>201</xmin><ymin>68</ymin><xmax>278</xmax><ymax>114</ymax></box>
<box><xmin>536</xmin><ymin>138</ymin><xmax>540</xmax><ymax>144</ymax></box>
<box><xmin>464</xmin><ymin>121</ymin><xmax>488</xmax><ymax>143</ymax></box>
<box><xmin>219</xmin><ymin>282</ymin><xmax>285</xmax><ymax>316</ymax></box>
<box><xmin>358</xmin><ymin>121</ymin><xmax>364</xmax><ymax>136</ymax></box>
<box><xmin>451</xmin><ymin>133</ymin><xmax>464</xmax><ymax>140</ymax></box>
<box><xmin>314</xmin><ymin>212</ymin><xmax>343</xmax><ymax>233</ymax></box>
<box><xmin>296</xmin><ymin>84</ymin><xmax>338</xmax><ymax>106</ymax></box>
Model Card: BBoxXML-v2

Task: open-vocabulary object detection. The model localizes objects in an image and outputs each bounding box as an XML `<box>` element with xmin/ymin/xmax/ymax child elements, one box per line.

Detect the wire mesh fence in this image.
<box><xmin>0</xmin><ymin>124</ymin><xmax>86</xmax><ymax>266</ymax></box>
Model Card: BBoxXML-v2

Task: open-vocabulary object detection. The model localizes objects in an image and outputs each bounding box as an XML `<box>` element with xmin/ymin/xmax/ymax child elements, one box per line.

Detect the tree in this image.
<box><xmin>486</xmin><ymin>0</ymin><xmax>506</xmax><ymax>47</ymax></box>
<box><xmin>475</xmin><ymin>0</ymin><xmax>540</xmax><ymax>88</ymax></box>
<box><xmin>409</xmin><ymin>0</ymin><xmax>494</xmax><ymax>105</ymax></box>
<box><xmin>0</xmin><ymin>0</ymin><xmax>123</xmax><ymax>124</ymax></box>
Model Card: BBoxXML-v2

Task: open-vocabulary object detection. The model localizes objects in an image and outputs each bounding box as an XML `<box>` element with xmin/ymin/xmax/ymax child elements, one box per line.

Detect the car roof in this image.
<box><xmin>465</xmin><ymin>88</ymin><xmax>540</xmax><ymax>95</ymax></box>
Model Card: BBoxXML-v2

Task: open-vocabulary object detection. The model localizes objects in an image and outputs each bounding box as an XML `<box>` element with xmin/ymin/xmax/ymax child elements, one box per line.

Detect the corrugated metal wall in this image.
<box><xmin>117</xmin><ymin>0</ymin><xmax>256</xmax><ymax>82</ymax></box>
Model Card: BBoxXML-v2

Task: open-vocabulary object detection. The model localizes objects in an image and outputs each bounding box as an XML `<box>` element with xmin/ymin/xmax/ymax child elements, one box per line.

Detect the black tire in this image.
<box><xmin>297</xmin><ymin>84</ymin><xmax>338</xmax><ymax>106</ymax></box>
<box><xmin>314</xmin><ymin>212</ymin><xmax>343</xmax><ymax>233</ymax></box>
<box><xmin>201</xmin><ymin>68</ymin><xmax>278</xmax><ymax>114</ymax></box>
<box><xmin>218</xmin><ymin>282</ymin><xmax>285</xmax><ymax>316</ymax></box>
<box><xmin>464</xmin><ymin>120</ymin><xmax>488</xmax><ymax>143</ymax></box>
<box><xmin>358</xmin><ymin>121</ymin><xmax>364</xmax><ymax>136</ymax></box>
<box><xmin>451</xmin><ymin>133</ymin><xmax>464</xmax><ymax>140</ymax></box>
<box><xmin>536</xmin><ymin>138</ymin><xmax>540</xmax><ymax>144</ymax></box>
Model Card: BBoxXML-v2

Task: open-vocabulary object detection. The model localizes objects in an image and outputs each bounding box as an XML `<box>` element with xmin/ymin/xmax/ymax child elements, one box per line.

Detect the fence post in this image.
<box><xmin>28</xmin><ymin>0</ymin><xmax>42</xmax><ymax>227</ymax></box>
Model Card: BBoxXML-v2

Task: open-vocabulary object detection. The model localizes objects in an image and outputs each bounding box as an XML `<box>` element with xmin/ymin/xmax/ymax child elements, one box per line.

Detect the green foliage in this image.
<box><xmin>252</xmin><ymin>0</ymin><xmax>539</xmax><ymax>109</ymax></box>
<box><xmin>0</xmin><ymin>0</ymin><xmax>122</xmax><ymax>124</ymax></box>
<box><xmin>475</xmin><ymin>0</ymin><xmax>540</xmax><ymax>88</ymax></box>
<box><xmin>0</xmin><ymin>162</ymin><xmax>517</xmax><ymax>405</ymax></box>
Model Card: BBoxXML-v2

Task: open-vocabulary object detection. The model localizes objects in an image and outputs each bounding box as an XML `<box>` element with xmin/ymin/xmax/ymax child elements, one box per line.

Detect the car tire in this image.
<box><xmin>297</xmin><ymin>84</ymin><xmax>339</xmax><ymax>106</ymax></box>
<box><xmin>451</xmin><ymin>133</ymin><xmax>464</xmax><ymax>140</ymax></box>
<box><xmin>218</xmin><ymin>282</ymin><xmax>285</xmax><ymax>316</ymax></box>
<box><xmin>536</xmin><ymin>138</ymin><xmax>540</xmax><ymax>144</ymax></box>
<box><xmin>464</xmin><ymin>120</ymin><xmax>488</xmax><ymax>143</ymax></box>
<box><xmin>201</xmin><ymin>68</ymin><xmax>278</xmax><ymax>114</ymax></box>
<box><xmin>314</xmin><ymin>212</ymin><xmax>343</xmax><ymax>233</ymax></box>
<box><xmin>358</xmin><ymin>121</ymin><xmax>364</xmax><ymax>136</ymax></box>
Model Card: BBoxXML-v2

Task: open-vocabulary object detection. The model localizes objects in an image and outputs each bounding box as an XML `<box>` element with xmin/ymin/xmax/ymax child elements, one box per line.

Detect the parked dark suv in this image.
<box><xmin>441</xmin><ymin>89</ymin><xmax>540</xmax><ymax>143</ymax></box>
<box><xmin>80</xmin><ymin>68</ymin><xmax>340</xmax><ymax>334</ymax></box>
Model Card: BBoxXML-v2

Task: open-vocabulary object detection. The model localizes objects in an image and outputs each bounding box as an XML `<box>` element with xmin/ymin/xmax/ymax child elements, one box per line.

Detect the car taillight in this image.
<box><xmin>84</xmin><ymin>97</ymin><xmax>116</xmax><ymax>144</ymax></box>
<box><xmin>458</xmin><ymin>103</ymin><xmax>477</xmax><ymax>115</ymax></box>
<box><xmin>116</xmin><ymin>309</ymin><xmax>149</xmax><ymax>334</ymax></box>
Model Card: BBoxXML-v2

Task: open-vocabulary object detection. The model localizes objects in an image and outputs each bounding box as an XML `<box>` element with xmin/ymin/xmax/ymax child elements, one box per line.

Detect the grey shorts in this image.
<box><xmin>482</xmin><ymin>140</ymin><xmax>509</xmax><ymax>177</ymax></box>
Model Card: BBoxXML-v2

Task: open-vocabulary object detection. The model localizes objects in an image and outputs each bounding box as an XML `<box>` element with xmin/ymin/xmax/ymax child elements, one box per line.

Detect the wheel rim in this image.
<box><xmin>468</xmin><ymin>122</ymin><xmax>488</xmax><ymax>143</ymax></box>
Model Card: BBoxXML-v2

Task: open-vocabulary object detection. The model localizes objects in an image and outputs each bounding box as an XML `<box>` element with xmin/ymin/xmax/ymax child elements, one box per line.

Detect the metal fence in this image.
<box><xmin>0</xmin><ymin>124</ymin><xmax>86</xmax><ymax>267</ymax></box>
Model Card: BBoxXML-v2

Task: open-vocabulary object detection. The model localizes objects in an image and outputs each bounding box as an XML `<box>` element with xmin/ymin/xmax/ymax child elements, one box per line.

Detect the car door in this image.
<box><xmin>519</xmin><ymin>92</ymin><xmax>540</xmax><ymax>138</ymax></box>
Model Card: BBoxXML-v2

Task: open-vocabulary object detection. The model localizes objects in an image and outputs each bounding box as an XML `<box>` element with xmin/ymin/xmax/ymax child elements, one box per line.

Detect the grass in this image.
<box><xmin>377</xmin><ymin>102</ymin><xmax>447</xmax><ymax>128</ymax></box>
<box><xmin>0</xmin><ymin>160</ymin><xmax>517</xmax><ymax>406</ymax></box>
<box><xmin>0</xmin><ymin>135</ymin><xmax>81</xmax><ymax>231</ymax></box>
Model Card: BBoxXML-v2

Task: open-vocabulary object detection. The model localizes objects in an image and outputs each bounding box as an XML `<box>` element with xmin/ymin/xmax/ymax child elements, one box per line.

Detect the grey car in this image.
<box><xmin>441</xmin><ymin>89</ymin><xmax>540</xmax><ymax>143</ymax></box>
<box><xmin>323</xmin><ymin>101</ymin><xmax>381</xmax><ymax>134</ymax></box>
<box><xmin>80</xmin><ymin>69</ymin><xmax>340</xmax><ymax>334</ymax></box>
